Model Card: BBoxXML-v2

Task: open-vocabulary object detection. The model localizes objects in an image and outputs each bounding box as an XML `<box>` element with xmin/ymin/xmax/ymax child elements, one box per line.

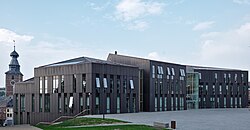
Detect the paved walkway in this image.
<box><xmin>85</xmin><ymin>108</ymin><xmax>250</xmax><ymax>130</ymax></box>
<box><xmin>0</xmin><ymin>125</ymin><xmax>41</xmax><ymax>130</ymax></box>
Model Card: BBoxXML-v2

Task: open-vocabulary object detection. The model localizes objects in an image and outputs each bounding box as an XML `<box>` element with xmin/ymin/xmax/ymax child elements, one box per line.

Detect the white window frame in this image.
<box><xmin>103</xmin><ymin>78</ymin><xmax>108</xmax><ymax>88</ymax></box>
<box><xmin>171</xmin><ymin>68</ymin><xmax>175</xmax><ymax>75</ymax></box>
<box><xmin>130</xmin><ymin>80</ymin><xmax>134</xmax><ymax>89</ymax></box>
<box><xmin>167</xmin><ymin>67</ymin><xmax>171</xmax><ymax>75</ymax></box>
<box><xmin>69</xmin><ymin>96</ymin><xmax>73</xmax><ymax>108</ymax></box>
<box><xmin>96</xmin><ymin>78</ymin><xmax>101</xmax><ymax>88</ymax></box>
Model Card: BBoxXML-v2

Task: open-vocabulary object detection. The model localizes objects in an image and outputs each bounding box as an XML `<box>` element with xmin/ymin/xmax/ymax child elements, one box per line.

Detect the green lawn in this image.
<box><xmin>37</xmin><ymin>124</ymin><xmax>167</xmax><ymax>130</ymax></box>
<box><xmin>36</xmin><ymin>117</ymin><xmax>169</xmax><ymax>130</ymax></box>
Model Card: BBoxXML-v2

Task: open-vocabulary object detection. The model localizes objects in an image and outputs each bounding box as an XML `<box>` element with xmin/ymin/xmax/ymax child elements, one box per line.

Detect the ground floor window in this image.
<box><xmin>155</xmin><ymin>97</ymin><xmax>157</xmax><ymax>112</ymax></box>
<box><xmin>117</xmin><ymin>97</ymin><xmax>120</xmax><ymax>113</ymax></box>
<box><xmin>107</xmin><ymin>96</ymin><xmax>110</xmax><ymax>113</ymax></box>
<box><xmin>164</xmin><ymin>97</ymin><xmax>167</xmax><ymax>111</ymax></box>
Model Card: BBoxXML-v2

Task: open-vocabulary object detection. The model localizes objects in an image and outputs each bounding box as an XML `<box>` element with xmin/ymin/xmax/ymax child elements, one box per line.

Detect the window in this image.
<box><xmin>79</xmin><ymin>95</ymin><xmax>83</xmax><ymax>111</ymax></box>
<box><xmin>224</xmin><ymin>97</ymin><xmax>226</xmax><ymax>108</ymax></box>
<box><xmin>39</xmin><ymin>77</ymin><xmax>43</xmax><ymax>94</ymax></box>
<box><xmin>164</xmin><ymin>97</ymin><xmax>167</xmax><ymax>110</ymax></box>
<box><xmin>45</xmin><ymin>77</ymin><xmax>48</xmax><ymax>94</ymax></box>
<box><xmin>73</xmin><ymin>74</ymin><xmax>76</xmax><ymax>92</ymax></box>
<box><xmin>53</xmin><ymin>76</ymin><xmax>59</xmax><ymax>93</ymax></box>
<box><xmin>20</xmin><ymin>95</ymin><xmax>25</xmax><ymax>112</ymax></box>
<box><xmin>110</xmin><ymin>75</ymin><xmax>114</xmax><ymax>92</ymax></box>
<box><xmin>61</xmin><ymin>75</ymin><xmax>65</xmax><ymax>93</ymax></box>
<box><xmin>69</xmin><ymin>96</ymin><xmax>74</xmax><ymax>109</ymax></box>
<box><xmin>117</xmin><ymin>97</ymin><xmax>120</xmax><ymax>113</ymax></box>
<box><xmin>180</xmin><ymin>69</ymin><xmax>185</xmax><ymax>76</ymax></box>
<box><xmin>159</xmin><ymin>97</ymin><xmax>162</xmax><ymax>111</ymax></box>
<box><xmin>58</xmin><ymin>95</ymin><xmax>62</xmax><ymax>113</ymax></box>
<box><xmin>117</xmin><ymin>76</ymin><xmax>121</xmax><ymax>93</ymax></box>
<box><xmin>234</xmin><ymin>74</ymin><xmax>237</xmax><ymax>82</ymax></box>
<box><xmin>224</xmin><ymin>73</ymin><xmax>227</xmax><ymax>83</ymax></box>
<box><xmin>171</xmin><ymin>97</ymin><xmax>174</xmax><ymax>110</ymax></box>
<box><xmin>235</xmin><ymin>97</ymin><xmax>238</xmax><ymax>108</ymax></box>
<box><xmin>157</xmin><ymin>66</ymin><xmax>164</xmax><ymax>74</ymax></box>
<box><xmin>96</xmin><ymin>96</ymin><xmax>99</xmax><ymax>114</ymax></box>
<box><xmin>32</xmin><ymin>94</ymin><xmax>35</xmax><ymax>112</ymax></box>
<box><xmin>152</xmin><ymin>65</ymin><xmax>155</xmax><ymax>78</ymax></box>
<box><xmin>82</xmin><ymin>74</ymin><xmax>86</xmax><ymax>92</ymax></box>
<box><xmin>44</xmin><ymin>94</ymin><xmax>50</xmax><ymax>112</ymax></box>
<box><xmin>107</xmin><ymin>96</ymin><xmax>110</xmax><ymax>113</ymax></box>
<box><xmin>123</xmin><ymin>76</ymin><xmax>127</xmax><ymax>93</ymax></box>
<box><xmin>96</xmin><ymin>77</ymin><xmax>101</xmax><ymax>88</ymax></box>
<box><xmin>167</xmin><ymin>67</ymin><xmax>171</xmax><ymax>75</ymax></box>
<box><xmin>130</xmin><ymin>80</ymin><xmax>134</xmax><ymax>89</ymax></box>
<box><xmin>171</xmin><ymin>68</ymin><xmax>175</xmax><ymax>75</ymax></box>
<box><xmin>155</xmin><ymin>97</ymin><xmax>157</xmax><ymax>111</ymax></box>
<box><xmin>39</xmin><ymin>95</ymin><xmax>42</xmax><ymax>112</ymax></box>
<box><xmin>198</xmin><ymin>73</ymin><xmax>201</xmax><ymax>79</ymax></box>
<box><xmin>215</xmin><ymin>73</ymin><xmax>217</xmax><ymax>79</ymax></box>
<box><xmin>64</xmin><ymin>95</ymin><xmax>68</xmax><ymax>113</ymax></box>
<box><xmin>103</xmin><ymin>78</ymin><xmax>108</xmax><ymax>88</ymax></box>
<box><xmin>219</xmin><ymin>85</ymin><xmax>222</xmax><ymax>94</ymax></box>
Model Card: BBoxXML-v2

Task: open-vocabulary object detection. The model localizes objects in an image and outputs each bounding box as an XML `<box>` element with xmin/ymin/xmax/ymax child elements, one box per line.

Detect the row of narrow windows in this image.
<box><xmin>15</xmin><ymin>93</ymin><xmax>136</xmax><ymax>114</ymax></box>
<box><xmin>39</xmin><ymin>74</ymin><xmax>135</xmax><ymax>94</ymax></box>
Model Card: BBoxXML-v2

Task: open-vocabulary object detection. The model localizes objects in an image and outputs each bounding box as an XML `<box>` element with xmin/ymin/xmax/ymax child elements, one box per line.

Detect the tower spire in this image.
<box><xmin>13</xmin><ymin>40</ymin><xmax>15</xmax><ymax>51</ymax></box>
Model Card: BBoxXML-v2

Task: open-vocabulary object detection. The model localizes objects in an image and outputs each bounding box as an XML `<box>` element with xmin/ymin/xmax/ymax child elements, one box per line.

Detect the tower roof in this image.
<box><xmin>5</xmin><ymin>45</ymin><xmax>23</xmax><ymax>75</ymax></box>
<box><xmin>10</xmin><ymin>50</ymin><xmax>19</xmax><ymax>57</ymax></box>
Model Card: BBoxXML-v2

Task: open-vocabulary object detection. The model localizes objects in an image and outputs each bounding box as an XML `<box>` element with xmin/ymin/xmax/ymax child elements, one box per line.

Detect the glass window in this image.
<box><xmin>69</xmin><ymin>96</ymin><xmax>74</xmax><ymax>108</ymax></box>
<box><xmin>171</xmin><ymin>68</ymin><xmax>175</xmax><ymax>75</ymax></box>
<box><xmin>58</xmin><ymin>95</ymin><xmax>62</xmax><ymax>113</ymax></box>
<box><xmin>39</xmin><ymin>95</ymin><xmax>42</xmax><ymax>112</ymax></box>
<box><xmin>164</xmin><ymin>97</ymin><xmax>167</xmax><ymax>110</ymax></box>
<box><xmin>53</xmin><ymin>76</ymin><xmax>59</xmax><ymax>93</ymax></box>
<box><xmin>20</xmin><ymin>95</ymin><xmax>25</xmax><ymax>112</ymax></box>
<box><xmin>39</xmin><ymin>77</ymin><xmax>43</xmax><ymax>94</ymax></box>
<box><xmin>107</xmin><ymin>97</ymin><xmax>110</xmax><ymax>113</ymax></box>
<box><xmin>130</xmin><ymin>80</ymin><xmax>134</xmax><ymax>89</ymax></box>
<box><xmin>61</xmin><ymin>75</ymin><xmax>65</xmax><ymax>93</ymax></box>
<box><xmin>44</xmin><ymin>94</ymin><xmax>50</xmax><ymax>112</ymax></box>
<box><xmin>117</xmin><ymin>97</ymin><xmax>120</xmax><ymax>113</ymax></box>
<box><xmin>155</xmin><ymin>97</ymin><xmax>157</xmax><ymax>111</ymax></box>
<box><xmin>167</xmin><ymin>67</ymin><xmax>171</xmax><ymax>75</ymax></box>
<box><xmin>199</xmin><ymin>73</ymin><xmax>201</xmax><ymax>79</ymax></box>
<box><xmin>96</xmin><ymin>78</ymin><xmax>101</xmax><ymax>88</ymax></box>
<box><xmin>103</xmin><ymin>78</ymin><xmax>108</xmax><ymax>88</ymax></box>
<box><xmin>152</xmin><ymin>65</ymin><xmax>155</xmax><ymax>78</ymax></box>
<box><xmin>82</xmin><ymin>74</ymin><xmax>86</xmax><ymax>89</ymax></box>
<box><xmin>215</xmin><ymin>73</ymin><xmax>217</xmax><ymax>79</ymax></box>
<box><xmin>73</xmin><ymin>74</ymin><xmax>76</xmax><ymax>92</ymax></box>
<box><xmin>235</xmin><ymin>74</ymin><xmax>237</xmax><ymax>82</ymax></box>
<box><xmin>45</xmin><ymin>77</ymin><xmax>48</xmax><ymax>94</ymax></box>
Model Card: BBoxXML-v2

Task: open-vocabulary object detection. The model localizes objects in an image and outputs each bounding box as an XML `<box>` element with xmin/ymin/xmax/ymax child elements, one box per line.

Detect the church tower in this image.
<box><xmin>5</xmin><ymin>45</ymin><xmax>23</xmax><ymax>97</ymax></box>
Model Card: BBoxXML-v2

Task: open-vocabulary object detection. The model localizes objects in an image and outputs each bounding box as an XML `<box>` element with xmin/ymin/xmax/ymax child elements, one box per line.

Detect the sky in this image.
<box><xmin>1</xmin><ymin>0</ymin><xmax>250</xmax><ymax>87</ymax></box>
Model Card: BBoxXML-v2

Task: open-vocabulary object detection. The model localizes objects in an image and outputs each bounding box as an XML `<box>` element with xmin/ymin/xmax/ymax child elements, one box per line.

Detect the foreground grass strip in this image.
<box><xmin>53</xmin><ymin>117</ymin><xmax>128</xmax><ymax>127</ymax></box>
<box><xmin>37</xmin><ymin>124</ymin><xmax>168</xmax><ymax>130</ymax></box>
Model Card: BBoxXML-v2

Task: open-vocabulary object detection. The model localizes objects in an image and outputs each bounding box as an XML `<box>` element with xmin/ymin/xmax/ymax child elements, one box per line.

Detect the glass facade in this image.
<box><xmin>186</xmin><ymin>73</ymin><xmax>199</xmax><ymax>109</ymax></box>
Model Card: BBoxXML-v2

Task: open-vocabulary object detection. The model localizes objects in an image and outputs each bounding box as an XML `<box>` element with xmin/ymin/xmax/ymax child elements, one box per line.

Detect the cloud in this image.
<box><xmin>0</xmin><ymin>28</ymin><xmax>34</xmax><ymax>43</ymax></box>
<box><xmin>233</xmin><ymin>0</ymin><xmax>250</xmax><ymax>4</ymax></box>
<box><xmin>147</xmin><ymin>52</ymin><xmax>161</xmax><ymax>60</ymax></box>
<box><xmin>192</xmin><ymin>21</ymin><xmax>215</xmax><ymax>31</ymax></box>
<box><xmin>197</xmin><ymin>22</ymin><xmax>250</xmax><ymax>69</ymax></box>
<box><xmin>127</xmin><ymin>21</ymin><xmax>149</xmax><ymax>31</ymax></box>
<box><xmin>114</xmin><ymin>0</ymin><xmax>164</xmax><ymax>31</ymax></box>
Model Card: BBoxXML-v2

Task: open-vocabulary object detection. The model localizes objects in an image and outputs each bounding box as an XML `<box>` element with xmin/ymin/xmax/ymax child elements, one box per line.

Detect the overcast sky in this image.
<box><xmin>1</xmin><ymin>0</ymin><xmax>250</xmax><ymax>87</ymax></box>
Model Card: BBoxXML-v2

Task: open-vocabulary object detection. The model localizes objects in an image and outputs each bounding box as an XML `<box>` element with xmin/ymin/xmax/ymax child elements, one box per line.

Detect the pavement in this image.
<box><xmin>0</xmin><ymin>124</ymin><xmax>41</xmax><ymax>130</ymax></box>
<box><xmin>85</xmin><ymin>108</ymin><xmax>250</xmax><ymax>130</ymax></box>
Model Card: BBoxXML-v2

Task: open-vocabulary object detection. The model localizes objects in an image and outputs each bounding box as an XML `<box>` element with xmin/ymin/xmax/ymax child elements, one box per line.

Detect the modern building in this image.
<box><xmin>186</xmin><ymin>66</ymin><xmax>249</xmax><ymax>109</ymax></box>
<box><xmin>14</xmin><ymin>56</ymin><xmax>139</xmax><ymax>125</ymax></box>
<box><xmin>12</xmin><ymin>51</ymin><xmax>249</xmax><ymax>125</ymax></box>
<box><xmin>5</xmin><ymin>46</ymin><xmax>23</xmax><ymax>97</ymax></box>
<box><xmin>108</xmin><ymin>53</ymin><xmax>187</xmax><ymax>112</ymax></box>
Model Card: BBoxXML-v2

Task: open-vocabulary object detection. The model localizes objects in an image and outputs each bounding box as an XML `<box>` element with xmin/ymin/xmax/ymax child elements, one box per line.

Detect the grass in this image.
<box><xmin>36</xmin><ymin>124</ymin><xmax>168</xmax><ymax>130</ymax></box>
<box><xmin>36</xmin><ymin>117</ymin><xmax>170</xmax><ymax>130</ymax></box>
